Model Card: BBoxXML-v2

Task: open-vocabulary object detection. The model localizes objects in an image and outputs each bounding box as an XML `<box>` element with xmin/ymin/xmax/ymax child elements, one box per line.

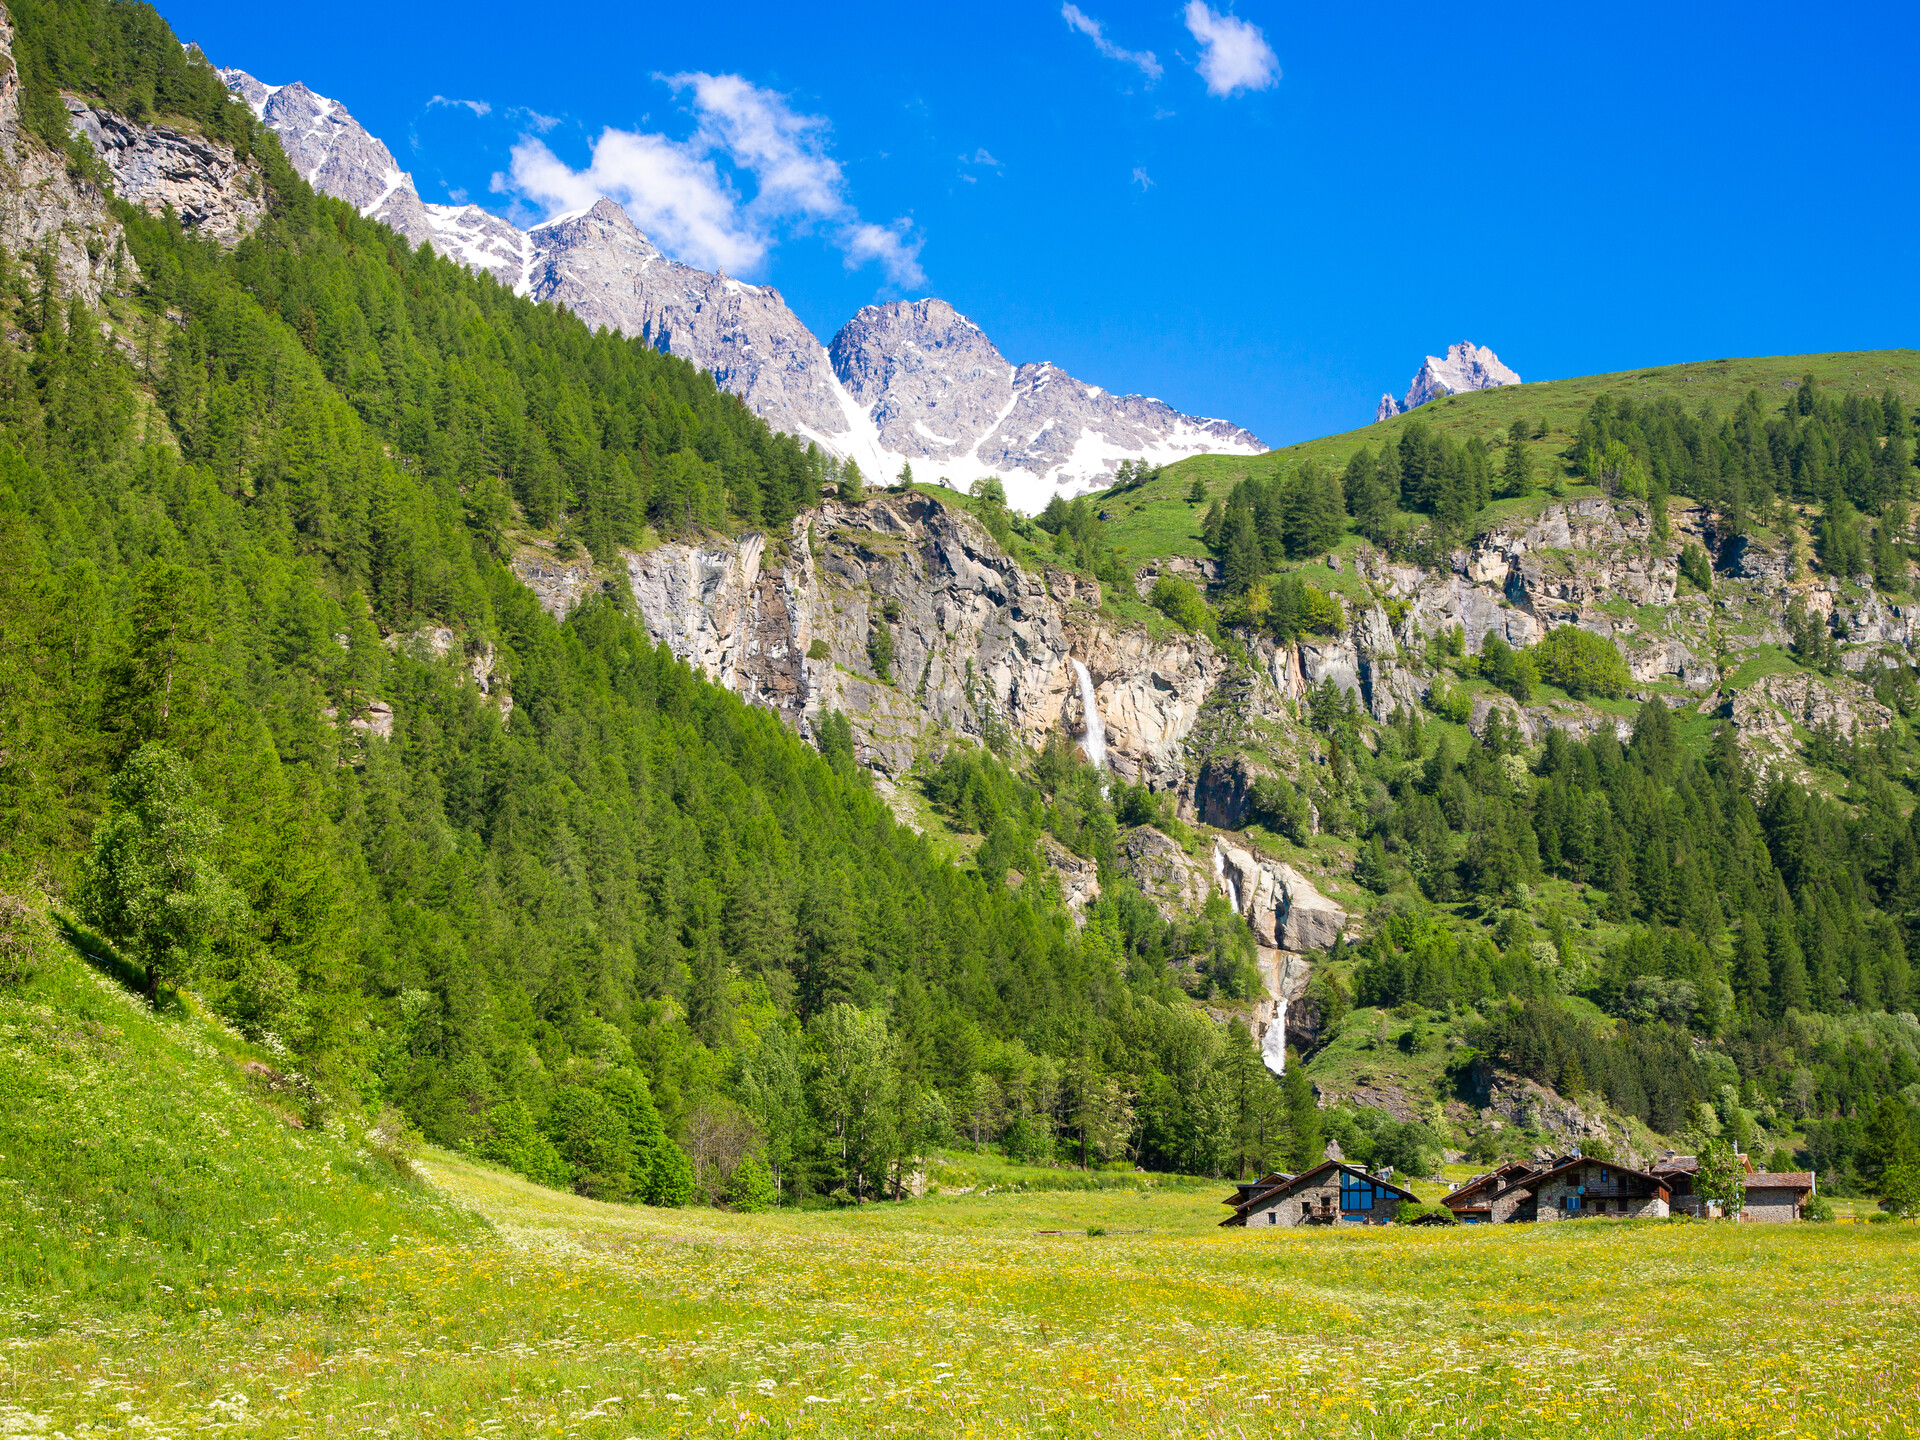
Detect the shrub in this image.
<box><xmin>1249</xmin><ymin>773</ymin><xmax>1311</xmax><ymax>844</ymax></box>
<box><xmin>1148</xmin><ymin>574</ymin><xmax>1213</xmax><ymax>636</ymax></box>
<box><xmin>1802</xmin><ymin>1193</ymin><xmax>1836</xmax><ymax>1222</ymax></box>
<box><xmin>1679</xmin><ymin>543</ymin><xmax>1714</xmax><ymax>593</ymax></box>
<box><xmin>867</xmin><ymin>619</ymin><xmax>894</xmax><ymax>682</ymax></box>
<box><xmin>0</xmin><ymin>893</ymin><xmax>42</xmax><ymax>986</ymax></box>
<box><xmin>1477</xmin><ymin>634</ymin><xmax>1537</xmax><ymax>703</ymax></box>
<box><xmin>1533</xmin><ymin>625</ymin><xmax>1631</xmax><ymax>699</ymax></box>
<box><xmin>807</xmin><ymin>638</ymin><xmax>830</xmax><ymax>660</ymax></box>
<box><xmin>724</xmin><ymin>1154</ymin><xmax>777</xmax><ymax>1212</ymax></box>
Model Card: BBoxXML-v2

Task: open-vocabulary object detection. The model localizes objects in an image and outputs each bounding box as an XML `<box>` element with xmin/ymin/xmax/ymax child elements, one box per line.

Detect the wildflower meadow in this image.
<box><xmin>4</xmin><ymin>947</ymin><xmax>1919</xmax><ymax>1438</ymax></box>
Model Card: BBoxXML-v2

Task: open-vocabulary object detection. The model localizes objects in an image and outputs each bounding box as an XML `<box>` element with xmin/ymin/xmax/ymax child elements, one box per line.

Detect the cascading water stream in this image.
<box><xmin>1212</xmin><ymin>843</ymin><xmax>1241</xmax><ymax>915</ymax></box>
<box><xmin>1070</xmin><ymin>659</ymin><xmax>1107</xmax><ymax>770</ymax></box>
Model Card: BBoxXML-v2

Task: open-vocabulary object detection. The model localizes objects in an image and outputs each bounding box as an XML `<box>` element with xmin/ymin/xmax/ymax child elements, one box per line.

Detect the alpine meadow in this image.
<box><xmin>2</xmin><ymin>0</ymin><xmax>1919</xmax><ymax>1436</ymax></box>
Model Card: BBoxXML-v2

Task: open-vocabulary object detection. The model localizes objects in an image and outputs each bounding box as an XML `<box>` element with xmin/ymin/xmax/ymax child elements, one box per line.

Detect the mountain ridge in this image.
<box><xmin>215</xmin><ymin>64</ymin><xmax>1265</xmax><ymax>511</ymax></box>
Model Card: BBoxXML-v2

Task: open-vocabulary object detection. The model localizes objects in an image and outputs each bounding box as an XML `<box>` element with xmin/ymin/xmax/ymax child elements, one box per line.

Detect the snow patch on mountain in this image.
<box><xmin>221</xmin><ymin>66</ymin><xmax>1266</xmax><ymax>510</ymax></box>
<box><xmin>1375</xmin><ymin>342</ymin><xmax>1521</xmax><ymax>422</ymax></box>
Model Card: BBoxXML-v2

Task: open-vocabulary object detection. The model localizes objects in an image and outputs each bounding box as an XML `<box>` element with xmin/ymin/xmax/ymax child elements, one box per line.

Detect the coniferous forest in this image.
<box><xmin>2</xmin><ymin>0</ymin><xmax>1918</xmax><ymax>1218</ymax></box>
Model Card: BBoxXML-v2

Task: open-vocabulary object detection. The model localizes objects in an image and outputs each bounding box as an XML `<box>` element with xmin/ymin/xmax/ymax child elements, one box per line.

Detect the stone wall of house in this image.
<box><xmin>1245</xmin><ymin>1171</ymin><xmax>1402</xmax><ymax>1226</ymax></box>
<box><xmin>1532</xmin><ymin>1165</ymin><xmax>1668</xmax><ymax>1220</ymax></box>
<box><xmin>1741</xmin><ymin>1187</ymin><xmax>1805</xmax><ymax>1223</ymax></box>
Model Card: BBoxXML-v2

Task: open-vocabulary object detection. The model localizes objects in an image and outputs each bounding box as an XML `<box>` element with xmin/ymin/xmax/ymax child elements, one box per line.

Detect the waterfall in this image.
<box><xmin>1070</xmin><ymin>659</ymin><xmax>1107</xmax><ymax>770</ymax></box>
<box><xmin>1213</xmin><ymin>843</ymin><xmax>1241</xmax><ymax>915</ymax></box>
<box><xmin>1261</xmin><ymin>995</ymin><xmax>1288</xmax><ymax>1076</ymax></box>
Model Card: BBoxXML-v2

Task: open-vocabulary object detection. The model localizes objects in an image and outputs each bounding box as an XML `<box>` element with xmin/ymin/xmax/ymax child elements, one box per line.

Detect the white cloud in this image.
<box><xmin>964</xmin><ymin>147</ymin><xmax>1001</xmax><ymax>167</ymax></box>
<box><xmin>1182</xmin><ymin>2</ymin><xmax>1279</xmax><ymax>96</ymax></box>
<box><xmin>429</xmin><ymin>95</ymin><xmax>492</xmax><ymax>117</ymax></box>
<box><xmin>1061</xmin><ymin>4</ymin><xmax>1163</xmax><ymax>82</ymax></box>
<box><xmin>496</xmin><ymin>72</ymin><xmax>922</xmax><ymax>286</ymax></box>
<box><xmin>1131</xmin><ymin>167</ymin><xmax>1153</xmax><ymax>190</ymax></box>
<box><xmin>511</xmin><ymin>106</ymin><xmax>562</xmax><ymax>134</ymax></box>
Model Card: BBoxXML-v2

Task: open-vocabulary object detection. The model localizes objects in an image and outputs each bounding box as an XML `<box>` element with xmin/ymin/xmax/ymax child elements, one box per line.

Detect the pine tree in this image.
<box><xmin>1282</xmin><ymin>1058</ymin><xmax>1322</xmax><ymax>1171</ymax></box>
<box><xmin>1501</xmin><ymin>418</ymin><xmax>1534</xmax><ymax>497</ymax></box>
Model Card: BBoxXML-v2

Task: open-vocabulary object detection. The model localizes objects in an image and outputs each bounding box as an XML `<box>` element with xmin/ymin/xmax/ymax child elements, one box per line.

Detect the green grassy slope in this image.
<box><xmin>1096</xmin><ymin>348</ymin><xmax>1920</xmax><ymax>562</ymax></box>
<box><xmin>0</xmin><ymin>907</ymin><xmax>475</xmax><ymax>1312</ymax></box>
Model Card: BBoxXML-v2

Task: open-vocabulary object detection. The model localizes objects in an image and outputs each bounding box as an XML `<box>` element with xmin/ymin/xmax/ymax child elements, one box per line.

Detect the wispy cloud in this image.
<box><xmin>1131</xmin><ymin>167</ymin><xmax>1153</xmax><ymax>190</ymax></box>
<box><xmin>510</xmin><ymin>106</ymin><xmax>562</xmax><ymax>134</ymax></box>
<box><xmin>1182</xmin><ymin>2</ymin><xmax>1279</xmax><ymax>96</ymax></box>
<box><xmin>495</xmin><ymin>73</ymin><xmax>923</xmax><ymax>286</ymax></box>
<box><xmin>963</xmin><ymin>147</ymin><xmax>1001</xmax><ymax>167</ymax></box>
<box><xmin>1061</xmin><ymin>4</ymin><xmax>1163</xmax><ymax>82</ymax></box>
<box><xmin>428</xmin><ymin>95</ymin><xmax>492</xmax><ymax>117</ymax></box>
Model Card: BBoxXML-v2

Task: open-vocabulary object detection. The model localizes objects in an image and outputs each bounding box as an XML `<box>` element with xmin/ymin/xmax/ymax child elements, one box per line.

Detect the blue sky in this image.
<box><xmin>168</xmin><ymin>0</ymin><xmax>1918</xmax><ymax>446</ymax></box>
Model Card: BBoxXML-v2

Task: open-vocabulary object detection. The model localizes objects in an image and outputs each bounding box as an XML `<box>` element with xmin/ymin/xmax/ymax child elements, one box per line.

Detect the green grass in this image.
<box><xmin>7</xmin><ymin>927</ymin><xmax>1920</xmax><ymax>1438</ymax></box>
<box><xmin>1093</xmin><ymin>348</ymin><xmax>1920</xmax><ymax>563</ymax></box>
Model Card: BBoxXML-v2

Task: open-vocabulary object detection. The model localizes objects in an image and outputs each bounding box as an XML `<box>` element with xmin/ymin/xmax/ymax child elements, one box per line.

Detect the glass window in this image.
<box><xmin>1340</xmin><ymin>1172</ymin><xmax>1374</xmax><ymax>1210</ymax></box>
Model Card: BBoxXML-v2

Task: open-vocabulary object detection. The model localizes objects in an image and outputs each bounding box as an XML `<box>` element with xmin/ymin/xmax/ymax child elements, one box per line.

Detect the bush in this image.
<box><xmin>1428</xmin><ymin>679</ymin><xmax>1472</xmax><ymax>725</ymax></box>
<box><xmin>1533</xmin><ymin>625</ymin><xmax>1631</xmax><ymax>699</ymax></box>
<box><xmin>867</xmin><ymin>619</ymin><xmax>894</xmax><ymax>682</ymax></box>
<box><xmin>1802</xmin><ymin>1193</ymin><xmax>1835</xmax><ymax>1222</ymax></box>
<box><xmin>0</xmin><ymin>893</ymin><xmax>42</xmax><ymax>985</ymax></box>
<box><xmin>1679</xmin><ymin>543</ymin><xmax>1714</xmax><ymax>593</ymax></box>
<box><xmin>1249</xmin><ymin>773</ymin><xmax>1311</xmax><ymax>844</ymax></box>
<box><xmin>1477</xmin><ymin>635</ymin><xmax>1537</xmax><ymax>703</ymax></box>
<box><xmin>1148</xmin><ymin>574</ymin><xmax>1214</xmax><ymax>636</ymax></box>
<box><xmin>807</xmin><ymin>638</ymin><xmax>830</xmax><ymax>660</ymax></box>
<box><xmin>724</xmin><ymin>1153</ymin><xmax>777</xmax><ymax>1212</ymax></box>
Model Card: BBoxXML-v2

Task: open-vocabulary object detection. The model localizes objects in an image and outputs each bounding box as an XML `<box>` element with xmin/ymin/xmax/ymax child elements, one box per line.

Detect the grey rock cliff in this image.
<box><xmin>66</xmin><ymin>99</ymin><xmax>266</xmax><ymax>244</ymax></box>
<box><xmin>0</xmin><ymin>7</ymin><xmax>132</xmax><ymax>304</ymax></box>
<box><xmin>612</xmin><ymin>492</ymin><xmax>1229</xmax><ymax>787</ymax></box>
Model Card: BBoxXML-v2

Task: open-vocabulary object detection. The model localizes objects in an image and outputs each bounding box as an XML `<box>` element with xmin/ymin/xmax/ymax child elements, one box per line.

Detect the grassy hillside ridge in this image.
<box><xmin>5</xmin><ymin>1122</ymin><xmax>1917</xmax><ymax>1437</ymax></box>
<box><xmin>1094</xmin><ymin>348</ymin><xmax>1920</xmax><ymax>563</ymax></box>
<box><xmin>0</xmin><ymin>899</ymin><xmax>474</xmax><ymax>1310</ymax></box>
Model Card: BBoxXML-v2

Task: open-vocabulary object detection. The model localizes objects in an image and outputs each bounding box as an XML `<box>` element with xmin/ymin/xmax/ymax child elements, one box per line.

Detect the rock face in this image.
<box><xmin>1214</xmin><ymin>841</ymin><xmax>1348</xmax><ymax>953</ymax></box>
<box><xmin>219</xmin><ymin>67</ymin><xmax>1265</xmax><ymax>511</ymax></box>
<box><xmin>1376</xmin><ymin>341</ymin><xmax>1521</xmax><ymax>422</ymax></box>
<box><xmin>66</xmin><ymin>100</ymin><xmax>266</xmax><ymax>244</ymax></box>
<box><xmin>827</xmin><ymin>299</ymin><xmax>1265</xmax><ymax>511</ymax></box>
<box><xmin>610</xmin><ymin>493</ymin><xmax>1229</xmax><ymax>787</ymax></box>
<box><xmin>1118</xmin><ymin>826</ymin><xmax>1211</xmax><ymax>920</ymax></box>
<box><xmin>1193</xmin><ymin>752</ymin><xmax>1269</xmax><ymax>829</ymax></box>
<box><xmin>0</xmin><ymin>7</ymin><xmax>131</xmax><ymax>304</ymax></box>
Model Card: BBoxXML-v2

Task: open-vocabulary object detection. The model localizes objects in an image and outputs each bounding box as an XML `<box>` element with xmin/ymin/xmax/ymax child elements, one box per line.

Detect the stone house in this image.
<box><xmin>1440</xmin><ymin>1160</ymin><xmax>1544</xmax><ymax>1223</ymax></box>
<box><xmin>1477</xmin><ymin>1156</ymin><xmax>1671</xmax><ymax>1222</ymax></box>
<box><xmin>1221</xmin><ymin>1160</ymin><xmax>1419</xmax><ymax>1227</ymax></box>
<box><xmin>1740</xmin><ymin>1171</ymin><xmax>1815</xmax><ymax>1222</ymax></box>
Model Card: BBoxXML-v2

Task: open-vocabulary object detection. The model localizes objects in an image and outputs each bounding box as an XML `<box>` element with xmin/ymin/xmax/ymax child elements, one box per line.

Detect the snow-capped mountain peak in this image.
<box><xmin>1376</xmin><ymin>342</ymin><xmax>1521</xmax><ymax>422</ymax></box>
<box><xmin>222</xmin><ymin>68</ymin><xmax>1266</xmax><ymax>510</ymax></box>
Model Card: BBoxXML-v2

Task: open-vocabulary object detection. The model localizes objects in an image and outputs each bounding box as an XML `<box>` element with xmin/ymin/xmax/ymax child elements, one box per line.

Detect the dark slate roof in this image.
<box><xmin>1488</xmin><ymin>1155</ymin><xmax>1668</xmax><ymax>1206</ymax></box>
<box><xmin>1221</xmin><ymin>1160</ymin><xmax>1421</xmax><ymax>1226</ymax></box>
<box><xmin>1744</xmin><ymin>1171</ymin><xmax>1814</xmax><ymax>1191</ymax></box>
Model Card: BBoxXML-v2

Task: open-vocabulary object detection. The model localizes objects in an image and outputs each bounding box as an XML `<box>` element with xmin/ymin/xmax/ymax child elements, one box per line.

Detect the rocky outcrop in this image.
<box><xmin>66</xmin><ymin>99</ymin><xmax>266</xmax><ymax>243</ymax></box>
<box><xmin>1040</xmin><ymin>835</ymin><xmax>1101</xmax><ymax>925</ymax></box>
<box><xmin>1376</xmin><ymin>341</ymin><xmax>1520</xmax><ymax>422</ymax></box>
<box><xmin>0</xmin><ymin>8</ymin><xmax>131</xmax><ymax>305</ymax></box>
<box><xmin>221</xmin><ymin>68</ymin><xmax>1266</xmax><ymax>510</ymax></box>
<box><xmin>1731</xmin><ymin>670</ymin><xmax>1893</xmax><ymax>780</ymax></box>
<box><xmin>1118</xmin><ymin>826</ymin><xmax>1209</xmax><ymax>920</ymax></box>
<box><xmin>1194</xmin><ymin>752</ymin><xmax>1270</xmax><ymax>829</ymax></box>
<box><xmin>509</xmin><ymin>550</ymin><xmax>602</xmax><ymax>620</ymax></box>
<box><xmin>1213</xmin><ymin>841</ymin><xmax>1349</xmax><ymax>952</ymax></box>
<box><xmin>613</xmin><ymin>494</ymin><xmax>1228</xmax><ymax>785</ymax></box>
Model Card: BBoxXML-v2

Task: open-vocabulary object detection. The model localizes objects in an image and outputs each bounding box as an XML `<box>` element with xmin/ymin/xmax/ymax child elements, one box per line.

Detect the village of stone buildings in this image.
<box><xmin>1221</xmin><ymin>1151</ymin><xmax>1817</xmax><ymax>1228</ymax></box>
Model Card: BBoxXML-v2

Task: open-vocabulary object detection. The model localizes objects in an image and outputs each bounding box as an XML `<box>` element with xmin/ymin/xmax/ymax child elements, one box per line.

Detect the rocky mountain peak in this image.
<box><xmin>1376</xmin><ymin>341</ymin><xmax>1521</xmax><ymax>422</ymax></box>
<box><xmin>219</xmin><ymin>64</ymin><xmax>1265</xmax><ymax>509</ymax></box>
